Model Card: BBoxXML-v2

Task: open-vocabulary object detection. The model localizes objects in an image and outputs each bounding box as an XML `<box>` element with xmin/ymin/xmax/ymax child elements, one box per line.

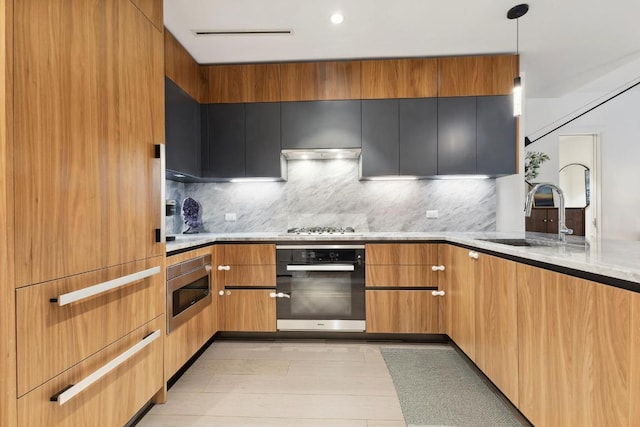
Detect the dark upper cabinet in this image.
<box><xmin>361</xmin><ymin>98</ymin><xmax>438</xmax><ymax>178</ymax></box>
<box><xmin>201</xmin><ymin>102</ymin><xmax>283</xmax><ymax>179</ymax></box>
<box><xmin>399</xmin><ymin>98</ymin><xmax>437</xmax><ymax>176</ymax></box>
<box><xmin>245</xmin><ymin>103</ymin><xmax>282</xmax><ymax>177</ymax></box>
<box><xmin>281</xmin><ymin>100</ymin><xmax>362</xmax><ymax>149</ymax></box>
<box><xmin>201</xmin><ymin>103</ymin><xmax>245</xmax><ymax>178</ymax></box>
<box><xmin>437</xmin><ymin>97</ymin><xmax>477</xmax><ymax>175</ymax></box>
<box><xmin>438</xmin><ymin>96</ymin><xmax>516</xmax><ymax>176</ymax></box>
<box><xmin>361</xmin><ymin>99</ymin><xmax>399</xmax><ymax>176</ymax></box>
<box><xmin>477</xmin><ymin>95</ymin><xmax>516</xmax><ymax>175</ymax></box>
<box><xmin>165</xmin><ymin>77</ymin><xmax>201</xmax><ymax>177</ymax></box>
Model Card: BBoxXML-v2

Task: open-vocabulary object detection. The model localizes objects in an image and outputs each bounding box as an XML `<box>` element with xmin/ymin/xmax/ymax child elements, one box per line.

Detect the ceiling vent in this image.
<box><xmin>192</xmin><ymin>29</ymin><xmax>293</xmax><ymax>36</ymax></box>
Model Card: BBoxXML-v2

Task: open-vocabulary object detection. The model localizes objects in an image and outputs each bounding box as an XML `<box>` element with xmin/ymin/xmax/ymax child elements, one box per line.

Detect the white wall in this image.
<box><xmin>513</xmin><ymin>58</ymin><xmax>640</xmax><ymax>240</ymax></box>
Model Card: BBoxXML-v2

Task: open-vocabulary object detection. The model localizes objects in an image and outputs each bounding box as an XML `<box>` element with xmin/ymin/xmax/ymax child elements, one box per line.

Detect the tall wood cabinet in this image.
<box><xmin>365</xmin><ymin>244</ymin><xmax>442</xmax><ymax>333</ymax></box>
<box><xmin>8</xmin><ymin>0</ymin><xmax>166</xmax><ymax>425</ymax></box>
<box><xmin>216</xmin><ymin>244</ymin><xmax>277</xmax><ymax>332</ymax></box>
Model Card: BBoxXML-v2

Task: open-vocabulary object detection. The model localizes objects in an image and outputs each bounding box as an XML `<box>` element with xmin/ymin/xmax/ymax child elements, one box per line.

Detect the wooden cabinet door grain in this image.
<box><xmin>361</xmin><ymin>58</ymin><xmax>438</xmax><ymax>99</ymax></box>
<box><xmin>438</xmin><ymin>55</ymin><xmax>518</xmax><ymax>97</ymax></box>
<box><xmin>517</xmin><ymin>265</ymin><xmax>631</xmax><ymax>427</ymax></box>
<box><xmin>203</xmin><ymin>63</ymin><xmax>281</xmax><ymax>103</ymax></box>
<box><xmin>366</xmin><ymin>290</ymin><xmax>438</xmax><ymax>333</ymax></box>
<box><xmin>280</xmin><ymin>61</ymin><xmax>361</xmax><ymax>101</ymax></box>
<box><xmin>221</xmin><ymin>289</ymin><xmax>276</xmax><ymax>332</ymax></box>
<box><xmin>474</xmin><ymin>253</ymin><xmax>518</xmax><ymax>404</ymax></box>
<box><xmin>13</xmin><ymin>0</ymin><xmax>164</xmax><ymax>287</ymax></box>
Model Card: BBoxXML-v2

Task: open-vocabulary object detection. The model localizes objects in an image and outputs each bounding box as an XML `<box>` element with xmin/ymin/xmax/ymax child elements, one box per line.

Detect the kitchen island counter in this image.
<box><xmin>166</xmin><ymin>232</ymin><xmax>640</xmax><ymax>288</ymax></box>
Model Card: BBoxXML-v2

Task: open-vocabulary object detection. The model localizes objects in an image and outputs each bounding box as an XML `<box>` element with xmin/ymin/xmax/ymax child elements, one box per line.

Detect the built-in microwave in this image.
<box><xmin>166</xmin><ymin>254</ymin><xmax>212</xmax><ymax>333</ymax></box>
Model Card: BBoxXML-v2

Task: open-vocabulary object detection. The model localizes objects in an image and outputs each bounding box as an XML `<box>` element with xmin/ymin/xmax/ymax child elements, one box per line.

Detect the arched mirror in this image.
<box><xmin>559</xmin><ymin>163</ymin><xmax>590</xmax><ymax>208</ymax></box>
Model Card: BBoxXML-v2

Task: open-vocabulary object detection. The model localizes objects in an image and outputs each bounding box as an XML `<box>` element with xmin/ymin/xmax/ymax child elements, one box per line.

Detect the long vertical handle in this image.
<box><xmin>155</xmin><ymin>144</ymin><xmax>166</xmax><ymax>243</ymax></box>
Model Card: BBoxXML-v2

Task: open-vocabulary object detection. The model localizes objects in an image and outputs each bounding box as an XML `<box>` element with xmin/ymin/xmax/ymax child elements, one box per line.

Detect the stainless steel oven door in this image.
<box><xmin>275</xmin><ymin>246</ymin><xmax>365</xmax><ymax>331</ymax></box>
<box><xmin>167</xmin><ymin>254</ymin><xmax>212</xmax><ymax>333</ymax></box>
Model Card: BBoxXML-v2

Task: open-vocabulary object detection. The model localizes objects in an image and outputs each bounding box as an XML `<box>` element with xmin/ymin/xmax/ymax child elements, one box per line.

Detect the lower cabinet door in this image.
<box><xmin>220</xmin><ymin>289</ymin><xmax>276</xmax><ymax>332</ymax></box>
<box><xmin>366</xmin><ymin>290</ymin><xmax>438</xmax><ymax>333</ymax></box>
<box><xmin>17</xmin><ymin>316</ymin><xmax>164</xmax><ymax>427</ymax></box>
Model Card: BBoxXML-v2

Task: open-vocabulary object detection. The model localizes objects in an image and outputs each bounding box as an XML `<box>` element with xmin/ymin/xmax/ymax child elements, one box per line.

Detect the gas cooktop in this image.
<box><xmin>286</xmin><ymin>226</ymin><xmax>356</xmax><ymax>235</ymax></box>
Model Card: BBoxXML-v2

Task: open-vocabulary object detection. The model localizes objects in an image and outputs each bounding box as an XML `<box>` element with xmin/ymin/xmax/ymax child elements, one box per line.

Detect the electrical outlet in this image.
<box><xmin>225</xmin><ymin>213</ymin><xmax>237</xmax><ymax>221</ymax></box>
<box><xmin>426</xmin><ymin>210</ymin><xmax>439</xmax><ymax>219</ymax></box>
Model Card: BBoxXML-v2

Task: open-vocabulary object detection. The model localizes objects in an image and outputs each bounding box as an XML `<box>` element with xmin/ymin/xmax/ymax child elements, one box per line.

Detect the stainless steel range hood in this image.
<box><xmin>281</xmin><ymin>148</ymin><xmax>361</xmax><ymax>160</ymax></box>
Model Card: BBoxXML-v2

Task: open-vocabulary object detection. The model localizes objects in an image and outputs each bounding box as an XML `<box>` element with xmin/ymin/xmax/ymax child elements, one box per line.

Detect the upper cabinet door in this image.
<box><xmin>203</xmin><ymin>64</ymin><xmax>281</xmax><ymax>104</ymax></box>
<box><xmin>165</xmin><ymin>77</ymin><xmax>201</xmax><ymax>177</ymax></box>
<box><xmin>361</xmin><ymin>58</ymin><xmax>438</xmax><ymax>99</ymax></box>
<box><xmin>281</xmin><ymin>100</ymin><xmax>362</xmax><ymax>149</ymax></box>
<box><xmin>13</xmin><ymin>0</ymin><xmax>164</xmax><ymax>286</ymax></box>
<box><xmin>245</xmin><ymin>103</ymin><xmax>282</xmax><ymax>178</ymax></box>
<box><xmin>399</xmin><ymin>98</ymin><xmax>438</xmax><ymax>176</ymax></box>
<box><xmin>361</xmin><ymin>99</ymin><xmax>400</xmax><ymax>177</ymax></box>
<box><xmin>476</xmin><ymin>95</ymin><xmax>516</xmax><ymax>175</ymax></box>
<box><xmin>201</xmin><ymin>104</ymin><xmax>246</xmax><ymax>178</ymax></box>
<box><xmin>280</xmin><ymin>61</ymin><xmax>361</xmax><ymax>101</ymax></box>
<box><xmin>438</xmin><ymin>55</ymin><xmax>518</xmax><ymax>97</ymax></box>
<box><xmin>437</xmin><ymin>97</ymin><xmax>477</xmax><ymax>175</ymax></box>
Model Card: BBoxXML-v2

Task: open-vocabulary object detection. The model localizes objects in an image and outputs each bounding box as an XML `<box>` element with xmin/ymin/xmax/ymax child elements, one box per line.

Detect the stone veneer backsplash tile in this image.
<box><xmin>166</xmin><ymin>159</ymin><xmax>497</xmax><ymax>234</ymax></box>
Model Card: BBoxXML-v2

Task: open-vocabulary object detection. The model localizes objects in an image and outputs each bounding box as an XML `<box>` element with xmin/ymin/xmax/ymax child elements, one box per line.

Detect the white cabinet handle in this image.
<box><xmin>218</xmin><ymin>290</ymin><xmax>225</xmax><ymax>296</ymax></box>
<box><xmin>270</xmin><ymin>292</ymin><xmax>291</xmax><ymax>299</ymax></box>
<box><xmin>50</xmin><ymin>329</ymin><xmax>160</xmax><ymax>406</ymax></box>
<box><xmin>217</xmin><ymin>265</ymin><xmax>231</xmax><ymax>271</ymax></box>
<box><xmin>432</xmin><ymin>290</ymin><xmax>445</xmax><ymax>296</ymax></box>
<box><xmin>50</xmin><ymin>266</ymin><xmax>160</xmax><ymax>306</ymax></box>
<box><xmin>431</xmin><ymin>265</ymin><xmax>445</xmax><ymax>271</ymax></box>
<box><xmin>468</xmin><ymin>251</ymin><xmax>479</xmax><ymax>259</ymax></box>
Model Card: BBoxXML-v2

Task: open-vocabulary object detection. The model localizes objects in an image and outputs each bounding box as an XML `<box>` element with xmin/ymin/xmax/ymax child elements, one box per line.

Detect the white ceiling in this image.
<box><xmin>164</xmin><ymin>0</ymin><xmax>640</xmax><ymax>98</ymax></box>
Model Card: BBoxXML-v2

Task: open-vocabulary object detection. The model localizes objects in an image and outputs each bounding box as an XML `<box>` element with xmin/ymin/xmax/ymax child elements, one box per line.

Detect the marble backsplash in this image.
<box><xmin>165</xmin><ymin>160</ymin><xmax>497</xmax><ymax>235</ymax></box>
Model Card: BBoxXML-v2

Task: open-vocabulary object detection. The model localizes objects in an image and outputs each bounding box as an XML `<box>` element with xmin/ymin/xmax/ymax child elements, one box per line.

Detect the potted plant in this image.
<box><xmin>524</xmin><ymin>151</ymin><xmax>550</xmax><ymax>183</ymax></box>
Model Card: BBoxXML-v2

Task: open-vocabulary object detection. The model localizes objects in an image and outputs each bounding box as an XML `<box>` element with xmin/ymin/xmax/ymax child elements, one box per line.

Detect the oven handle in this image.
<box><xmin>287</xmin><ymin>264</ymin><xmax>355</xmax><ymax>272</ymax></box>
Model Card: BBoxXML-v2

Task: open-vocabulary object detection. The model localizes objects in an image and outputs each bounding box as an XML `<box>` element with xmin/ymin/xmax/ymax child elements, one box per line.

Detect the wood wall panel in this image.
<box><xmin>222</xmin><ymin>289</ymin><xmax>276</xmax><ymax>332</ymax></box>
<box><xmin>366</xmin><ymin>290</ymin><xmax>438</xmax><ymax>333</ymax></box>
<box><xmin>130</xmin><ymin>0</ymin><xmax>162</xmax><ymax>30</ymax></box>
<box><xmin>438</xmin><ymin>55</ymin><xmax>518</xmax><ymax>97</ymax></box>
<box><xmin>631</xmin><ymin>293</ymin><xmax>640</xmax><ymax>425</ymax></box>
<box><xmin>16</xmin><ymin>257</ymin><xmax>164</xmax><ymax>396</ymax></box>
<box><xmin>517</xmin><ymin>265</ymin><xmax>631</xmax><ymax>427</ymax></box>
<box><xmin>0</xmin><ymin>0</ymin><xmax>17</xmax><ymax>424</ymax></box>
<box><xmin>203</xmin><ymin>63</ymin><xmax>281</xmax><ymax>103</ymax></box>
<box><xmin>164</xmin><ymin>30</ymin><xmax>206</xmax><ymax>102</ymax></box>
<box><xmin>221</xmin><ymin>243</ymin><xmax>276</xmax><ymax>265</ymax></box>
<box><xmin>13</xmin><ymin>0</ymin><xmax>164</xmax><ymax>287</ymax></box>
<box><xmin>361</xmin><ymin>58</ymin><xmax>438</xmax><ymax>99</ymax></box>
<box><xmin>280</xmin><ymin>61</ymin><xmax>361</xmax><ymax>101</ymax></box>
<box><xmin>17</xmin><ymin>316</ymin><xmax>163</xmax><ymax>427</ymax></box>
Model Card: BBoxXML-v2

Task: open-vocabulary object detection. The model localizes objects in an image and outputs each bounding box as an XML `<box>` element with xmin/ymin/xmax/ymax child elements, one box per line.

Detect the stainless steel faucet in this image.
<box><xmin>525</xmin><ymin>183</ymin><xmax>574</xmax><ymax>243</ymax></box>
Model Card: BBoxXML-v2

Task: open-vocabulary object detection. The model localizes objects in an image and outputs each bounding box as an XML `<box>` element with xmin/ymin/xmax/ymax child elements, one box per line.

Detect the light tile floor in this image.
<box><xmin>139</xmin><ymin>340</ymin><xmax>407</xmax><ymax>427</ymax></box>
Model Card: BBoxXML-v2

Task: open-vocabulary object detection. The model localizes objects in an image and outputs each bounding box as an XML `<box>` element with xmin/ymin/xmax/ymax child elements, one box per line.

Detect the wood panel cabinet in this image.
<box><xmin>130</xmin><ymin>0</ymin><xmax>163</xmax><ymax>30</ymax></box>
<box><xmin>365</xmin><ymin>244</ymin><xmax>442</xmax><ymax>333</ymax></box>
<box><xmin>220</xmin><ymin>289</ymin><xmax>277</xmax><ymax>332</ymax></box>
<box><xmin>437</xmin><ymin>95</ymin><xmax>516</xmax><ymax>175</ymax></box>
<box><xmin>280</xmin><ymin>61</ymin><xmax>361</xmax><ymax>101</ymax></box>
<box><xmin>361</xmin><ymin>58</ymin><xmax>438</xmax><ymax>99</ymax></box>
<box><xmin>474</xmin><ymin>253</ymin><xmax>519</xmax><ymax>405</ymax></box>
<box><xmin>165</xmin><ymin>77</ymin><xmax>201</xmax><ymax>177</ymax></box>
<box><xmin>517</xmin><ymin>264</ymin><xmax>631</xmax><ymax>427</ymax></box>
<box><xmin>281</xmin><ymin>100</ymin><xmax>362</xmax><ymax>150</ymax></box>
<box><xmin>438</xmin><ymin>55</ymin><xmax>518</xmax><ymax>97</ymax></box>
<box><xmin>631</xmin><ymin>292</ymin><xmax>640</xmax><ymax>423</ymax></box>
<box><xmin>13</xmin><ymin>0</ymin><xmax>164</xmax><ymax>287</ymax></box>
<box><xmin>164</xmin><ymin>30</ymin><xmax>206</xmax><ymax>102</ymax></box>
<box><xmin>525</xmin><ymin>207</ymin><xmax>586</xmax><ymax>236</ymax></box>
<box><xmin>360</xmin><ymin>98</ymin><xmax>437</xmax><ymax>177</ymax></box>
<box><xmin>164</xmin><ymin>246</ymin><xmax>217</xmax><ymax>379</ymax></box>
<box><xmin>17</xmin><ymin>316</ymin><xmax>163</xmax><ymax>427</ymax></box>
<box><xmin>203</xmin><ymin>63</ymin><xmax>281</xmax><ymax>103</ymax></box>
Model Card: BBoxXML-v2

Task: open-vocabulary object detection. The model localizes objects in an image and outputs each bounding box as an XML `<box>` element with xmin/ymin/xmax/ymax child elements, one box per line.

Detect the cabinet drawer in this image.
<box><xmin>366</xmin><ymin>265</ymin><xmax>438</xmax><ymax>287</ymax></box>
<box><xmin>17</xmin><ymin>316</ymin><xmax>163</xmax><ymax>427</ymax></box>
<box><xmin>221</xmin><ymin>244</ymin><xmax>275</xmax><ymax>265</ymax></box>
<box><xmin>366</xmin><ymin>290</ymin><xmax>439</xmax><ymax>333</ymax></box>
<box><xmin>221</xmin><ymin>265</ymin><xmax>276</xmax><ymax>287</ymax></box>
<box><xmin>16</xmin><ymin>258</ymin><xmax>164</xmax><ymax>396</ymax></box>
<box><xmin>366</xmin><ymin>243</ymin><xmax>439</xmax><ymax>265</ymax></box>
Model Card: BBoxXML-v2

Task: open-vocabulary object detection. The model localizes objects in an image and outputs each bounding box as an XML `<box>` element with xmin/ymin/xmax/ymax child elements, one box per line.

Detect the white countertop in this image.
<box><xmin>166</xmin><ymin>232</ymin><xmax>640</xmax><ymax>286</ymax></box>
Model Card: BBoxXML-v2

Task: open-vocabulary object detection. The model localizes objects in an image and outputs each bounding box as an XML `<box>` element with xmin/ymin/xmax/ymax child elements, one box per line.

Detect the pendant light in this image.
<box><xmin>508</xmin><ymin>4</ymin><xmax>529</xmax><ymax>117</ymax></box>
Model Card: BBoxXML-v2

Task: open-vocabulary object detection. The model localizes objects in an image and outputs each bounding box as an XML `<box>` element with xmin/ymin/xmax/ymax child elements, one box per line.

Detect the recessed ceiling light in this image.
<box><xmin>330</xmin><ymin>13</ymin><xmax>344</xmax><ymax>24</ymax></box>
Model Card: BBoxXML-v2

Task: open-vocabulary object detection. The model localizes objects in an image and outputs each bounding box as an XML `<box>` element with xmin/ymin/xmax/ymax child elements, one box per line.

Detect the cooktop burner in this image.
<box><xmin>287</xmin><ymin>226</ymin><xmax>356</xmax><ymax>235</ymax></box>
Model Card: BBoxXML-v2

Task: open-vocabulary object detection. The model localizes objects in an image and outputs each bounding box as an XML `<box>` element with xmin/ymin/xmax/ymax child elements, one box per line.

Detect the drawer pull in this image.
<box><xmin>50</xmin><ymin>266</ymin><xmax>160</xmax><ymax>306</ymax></box>
<box><xmin>432</xmin><ymin>290</ymin><xmax>445</xmax><ymax>296</ymax></box>
<box><xmin>50</xmin><ymin>329</ymin><xmax>161</xmax><ymax>406</ymax></box>
<box><xmin>431</xmin><ymin>265</ymin><xmax>445</xmax><ymax>271</ymax></box>
<box><xmin>468</xmin><ymin>251</ymin><xmax>479</xmax><ymax>259</ymax></box>
<box><xmin>217</xmin><ymin>265</ymin><xmax>231</xmax><ymax>271</ymax></box>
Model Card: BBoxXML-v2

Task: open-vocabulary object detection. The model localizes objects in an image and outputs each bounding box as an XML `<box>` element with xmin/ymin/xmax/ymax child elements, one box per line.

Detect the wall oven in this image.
<box><xmin>166</xmin><ymin>254</ymin><xmax>212</xmax><ymax>333</ymax></box>
<box><xmin>275</xmin><ymin>245</ymin><xmax>365</xmax><ymax>332</ymax></box>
